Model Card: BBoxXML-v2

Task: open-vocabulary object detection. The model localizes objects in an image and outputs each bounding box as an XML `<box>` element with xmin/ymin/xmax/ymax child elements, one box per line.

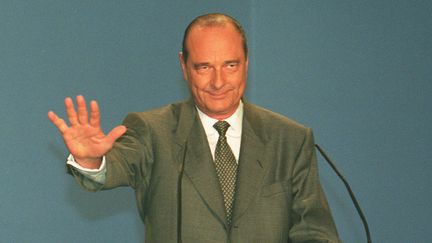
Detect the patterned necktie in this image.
<box><xmin>213</xmin><ymin>121</ymin><xmax>238</xmax><ymax>226</ymax></box>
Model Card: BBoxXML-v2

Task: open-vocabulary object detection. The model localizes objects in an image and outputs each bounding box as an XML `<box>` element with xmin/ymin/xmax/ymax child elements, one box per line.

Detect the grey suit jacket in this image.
<box><xmin>70</xmin><ymin>98</ymin><xmax>340</xmax><ymax>243</ymax></box>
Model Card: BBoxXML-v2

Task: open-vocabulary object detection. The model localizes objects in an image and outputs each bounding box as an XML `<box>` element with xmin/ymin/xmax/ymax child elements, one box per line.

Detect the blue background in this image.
<box><xmin>1</xmin><ymin>1</ymin><xmax>431</xmax><ymax>242</ymax></box>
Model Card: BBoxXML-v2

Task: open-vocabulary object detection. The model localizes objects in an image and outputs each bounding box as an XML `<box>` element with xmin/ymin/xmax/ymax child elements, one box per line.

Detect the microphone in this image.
<box><xmin>177</xmin><ymin>142</ymin><xmax>187</xmax><ymax>243</ymax></box>
<box><xmin>315</xmin><ymin>144</ymin><xmax>372</xmax><ymax>243</ymax></box>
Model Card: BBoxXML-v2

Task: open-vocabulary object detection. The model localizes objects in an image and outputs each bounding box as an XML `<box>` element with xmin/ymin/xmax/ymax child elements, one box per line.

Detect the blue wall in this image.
<box><xmin>1</xmin><ymin>1</ymin><xmax>430</xmax><ymax>242</ymax></box>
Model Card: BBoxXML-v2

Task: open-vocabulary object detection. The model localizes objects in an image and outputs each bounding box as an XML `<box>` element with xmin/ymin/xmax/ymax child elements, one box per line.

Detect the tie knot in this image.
<box><xmin>213</xmin><ymin>121</ymin><xmax>230</xmax><ymax>136</ymax></box>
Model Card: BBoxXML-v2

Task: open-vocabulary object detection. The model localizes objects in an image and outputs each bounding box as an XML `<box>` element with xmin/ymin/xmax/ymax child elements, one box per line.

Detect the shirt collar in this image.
<box><xmin>197</xmin><ymin>101</ymin><xmax>243</xmax><ymax>138</ymax></box>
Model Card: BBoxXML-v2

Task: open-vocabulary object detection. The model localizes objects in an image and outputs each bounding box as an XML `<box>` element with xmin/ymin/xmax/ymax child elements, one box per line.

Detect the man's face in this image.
<box><xmin>180</xmin><ymin>24</ymin><xmax>248</xmax><ymax>120</ymax></box>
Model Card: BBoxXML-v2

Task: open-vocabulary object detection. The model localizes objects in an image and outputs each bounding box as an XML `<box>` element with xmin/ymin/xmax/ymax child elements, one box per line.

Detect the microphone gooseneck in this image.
<box><xmin>177</xmin><ymin>143</ymin><xmax>187</xmax><ymax>243</ymax></box>
<box><xmin>315</xmin><ymin>144</ymin><xmax>372</xmax><ymax>243</ymax></box>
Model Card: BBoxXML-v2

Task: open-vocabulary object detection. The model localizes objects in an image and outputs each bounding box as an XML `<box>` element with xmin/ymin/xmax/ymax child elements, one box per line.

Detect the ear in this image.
<box><xmin>179</xmin><ymin>52</ymin><xmax>188</xmax><ymax>81</ymax></box>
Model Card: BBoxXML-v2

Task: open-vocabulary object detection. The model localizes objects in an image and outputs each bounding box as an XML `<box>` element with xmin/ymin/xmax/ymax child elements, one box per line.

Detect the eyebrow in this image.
<box><xmin>224</xmin><ymin>60</ymin><xmax>240</xmax><ymax>65</ymax></box>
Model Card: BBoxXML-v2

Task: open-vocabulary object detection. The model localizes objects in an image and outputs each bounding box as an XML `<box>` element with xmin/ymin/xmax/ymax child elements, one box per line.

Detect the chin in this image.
<box><xmin>207</xmin><ymin>106</ymin><xmax>235</xmax><ymax>118</ymax></box>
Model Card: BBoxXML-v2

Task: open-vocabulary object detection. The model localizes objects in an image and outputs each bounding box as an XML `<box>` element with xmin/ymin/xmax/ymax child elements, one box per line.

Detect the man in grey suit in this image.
<box><xmin>48</xmin><ymin>13</ymin><xmax>340</xmax><ymax>242</ymax></box>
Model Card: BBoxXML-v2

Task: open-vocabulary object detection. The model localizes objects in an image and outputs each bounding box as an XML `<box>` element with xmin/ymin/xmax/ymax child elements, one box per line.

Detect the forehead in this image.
<box><xmin>185</xmin><ymin>24</ymin><xmax>245</xmax><ymax>60</ymax></box>
<box><xmin>188</xmin><ymin>19</ymin><xmax>237</xmax><ymax>35</ymax></box>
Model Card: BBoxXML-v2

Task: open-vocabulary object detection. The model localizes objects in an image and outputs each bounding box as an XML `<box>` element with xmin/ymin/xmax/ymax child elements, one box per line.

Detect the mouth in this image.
<box><xmin>207</xmin><ymin>90</ymin><xmax>231</xmax><ymax>99</ymax></box>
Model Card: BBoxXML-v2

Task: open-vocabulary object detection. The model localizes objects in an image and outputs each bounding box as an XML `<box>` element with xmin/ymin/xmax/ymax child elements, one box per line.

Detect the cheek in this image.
<box><xmin>234</xmin><ymin>76</ymin><xmax>247</xmax><ymax>93</ymax></box>
<box><xmin>189</xmin><ymin>74</ymin><xmax>210</xmax><ymax>91</ymax></box>
<box><xmin>189</xmin><ymin>80</ymin><xmax>204</xmax><ymax>92</ymax></box>
<box><xmin>188</xmin><ymin>80</ymin><xmax>207</xmax><ymax>101</ymax></box>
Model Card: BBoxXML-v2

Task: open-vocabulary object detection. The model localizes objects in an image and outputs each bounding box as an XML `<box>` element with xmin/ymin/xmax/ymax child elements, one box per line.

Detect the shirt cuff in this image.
<box><xmin>66</xmin><ymin>154</ymin><xmax>106</xmax><ymax>184</ymax></box>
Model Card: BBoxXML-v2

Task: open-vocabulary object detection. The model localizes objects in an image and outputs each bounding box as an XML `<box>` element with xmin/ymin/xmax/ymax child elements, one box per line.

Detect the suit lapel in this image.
<box><xmin>173</xmin><ymin>99</ymin><xmax>227</xmax><ymax>226</ymax></box>
<box><xmin>232</xmin><ymin>102</ymin><xmax>269</xmax><ymax>223</ymax></box>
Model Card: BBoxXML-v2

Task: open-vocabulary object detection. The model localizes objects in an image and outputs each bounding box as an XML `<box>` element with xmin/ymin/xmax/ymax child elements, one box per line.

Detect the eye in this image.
<box><xmin>225</xmin><ymin>62</ymin><xmax>240</xmax><ymax>71</ymax></box>
<box><xmin>194</xmin><ymin>64</ymin><xmax>211</xmax><ymax>74</ymax></box>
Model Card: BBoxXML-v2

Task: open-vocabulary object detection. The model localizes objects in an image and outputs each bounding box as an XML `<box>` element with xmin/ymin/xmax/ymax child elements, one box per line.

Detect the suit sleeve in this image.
<box><xmin>68</xmin><ymin>113</ymin><xmax>154</xmax><ymax>192</ymax></box>
<box><xmin>289</xmin><ymin>128</ymin><xmax>341</xmax><ymax>243</ymax></box>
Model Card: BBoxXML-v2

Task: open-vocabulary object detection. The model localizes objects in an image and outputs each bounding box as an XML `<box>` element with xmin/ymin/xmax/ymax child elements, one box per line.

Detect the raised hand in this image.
<box><xmin>48</xmin><ymin>95</ymin><xmax>126</xmax><ymax>169</ymax></box>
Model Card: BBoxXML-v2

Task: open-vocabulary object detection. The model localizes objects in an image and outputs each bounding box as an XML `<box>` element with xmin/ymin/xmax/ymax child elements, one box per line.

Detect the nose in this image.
<box><xmin>210</xmin><ymin>67</ymin><xmax>224</xmax><ymax>90</ymax></box>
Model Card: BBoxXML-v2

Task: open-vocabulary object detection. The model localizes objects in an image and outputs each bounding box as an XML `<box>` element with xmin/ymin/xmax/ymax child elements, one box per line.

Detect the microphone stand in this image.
<box><xmin>315</xmin><ymin>144</ymin><xmax>372</xmax><ymax>243</ymax></box>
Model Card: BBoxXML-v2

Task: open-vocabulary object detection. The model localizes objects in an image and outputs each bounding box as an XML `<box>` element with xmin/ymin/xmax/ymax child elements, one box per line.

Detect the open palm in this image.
<box><xmin>48</xmin><ymin>95</ymin><xmax>126</xmax><ymax>168</ymax></box>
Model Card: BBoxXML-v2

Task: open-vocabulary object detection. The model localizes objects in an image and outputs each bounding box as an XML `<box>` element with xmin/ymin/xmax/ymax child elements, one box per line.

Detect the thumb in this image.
<box><xmin>106</xmin><ymin>125</ymin><xmax>127</xmax><ymax>143</ymax></box>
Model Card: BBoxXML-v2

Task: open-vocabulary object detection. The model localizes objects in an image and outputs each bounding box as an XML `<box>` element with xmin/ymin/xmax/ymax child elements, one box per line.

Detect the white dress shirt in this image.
<box><xmin>196</xmin><ymin>101</ymin><xmax>243</xmax><ymax>161</ymax></box>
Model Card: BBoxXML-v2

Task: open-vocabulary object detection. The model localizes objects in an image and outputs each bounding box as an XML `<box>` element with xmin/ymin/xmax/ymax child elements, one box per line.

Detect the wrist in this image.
<box><xmin>75</xmin><ymin>157</ymin><xmax>103</xmax><ymax>169</ymax></box>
